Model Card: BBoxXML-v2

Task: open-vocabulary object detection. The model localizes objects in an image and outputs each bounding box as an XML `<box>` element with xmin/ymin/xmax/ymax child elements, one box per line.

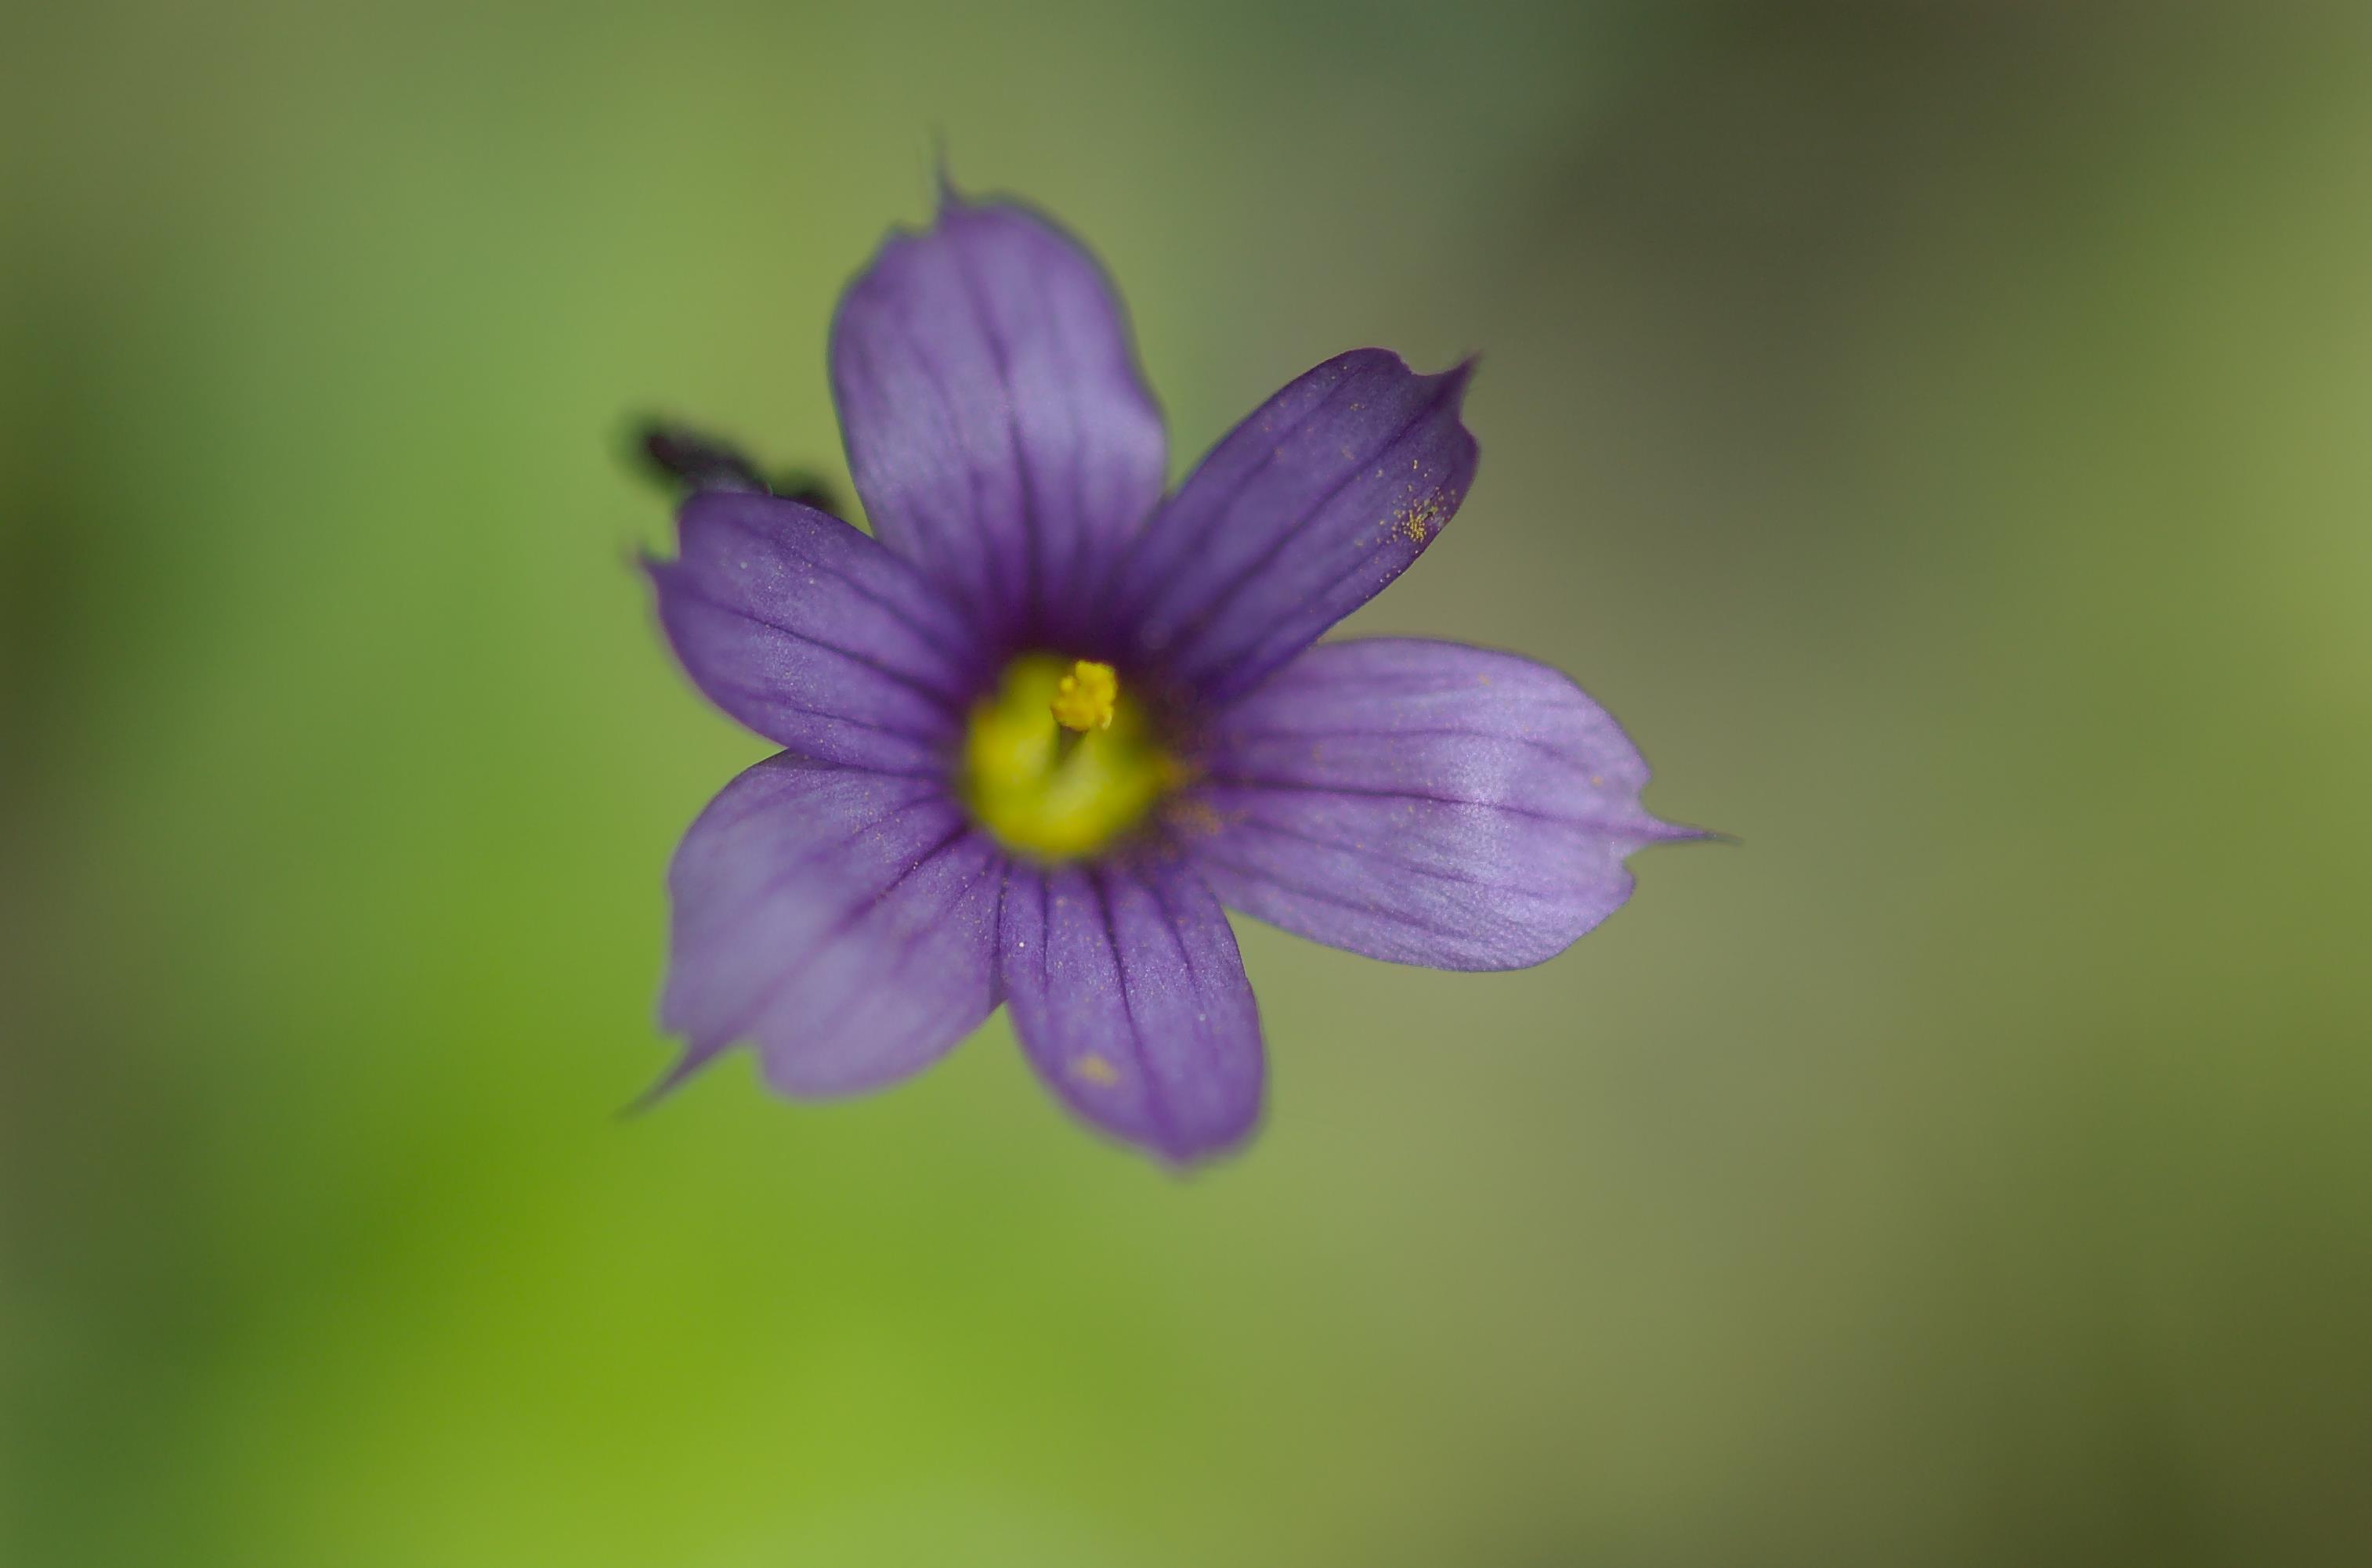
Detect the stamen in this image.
<box><xmin>1050</xmin><ymin>659</ymin><xmax>1119</xmax><ymax>733</ymax></box>
<box><xmin>962</xmin><ymin>654</ymin><xmax>1173</xmax><ymax>860</ymax></box>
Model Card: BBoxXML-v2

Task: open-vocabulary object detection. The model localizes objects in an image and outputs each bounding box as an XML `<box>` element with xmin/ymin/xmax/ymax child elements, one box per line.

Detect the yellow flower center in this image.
<box><xmin>961</xmin><ymin>656</ymin><xmax>1177</xmax><ymax>860</ymax></box>
<box><xmin>1049</xmin><ymin>659</ymin><xmax>1119</xmax><ymax>733</ymax></box>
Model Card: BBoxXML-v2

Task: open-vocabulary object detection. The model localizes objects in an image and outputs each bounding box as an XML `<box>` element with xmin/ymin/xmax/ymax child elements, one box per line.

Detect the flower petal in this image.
<box><xmin>830</xmin><ymin>193</ymin><xmax>1168</xmax><ymax>641</ymax></box>
<box><xmin>1110</xmin><ymin>350</ymin><xmax>1477</xmax><ymax>706</ymax></box>
<box><xmin>999</xmin><ymin>857</ymin><xmax>1264</xmax><ymax>1164</ymax></box>
<box><xmin>1185</xmin><ymin>638</ymin><xmax>1698</xmax><ymax>970</ymax></box>
<box><xmin>647</xmin><ymin>490</ymin><xmax>980</xmax><ymax>772</ymax></box>
<box><xmin>656</xmin><ymin>753</ymin><xmax>1004</xmax><ymax>1097</ymax></box>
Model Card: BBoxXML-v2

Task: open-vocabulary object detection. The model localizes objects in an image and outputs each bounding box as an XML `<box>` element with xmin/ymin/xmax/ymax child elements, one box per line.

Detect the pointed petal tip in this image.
<box><xmin>1071</xmin><ymin>1098</ymin><xmax>1262</xmax><ymax>1169</ymax></box>
<box><xmin>618</xmin><ymin>1039</ymin><xmax>722</xmax><ymax>1120</ymax></box>
<box><xmin>1154</xmin><ymin>1119</ymin><xmax>1264</xmax><ymax>1170</ymax></box>
<box><xmin>1353</xmin><ymin>348</ymin><xmax>1478</xmax><ymax>399</ymax></box>
<box><xmin>931</xmin><ymin>134</ymin><xmax>962</xmax><ymax>211</ymax></box>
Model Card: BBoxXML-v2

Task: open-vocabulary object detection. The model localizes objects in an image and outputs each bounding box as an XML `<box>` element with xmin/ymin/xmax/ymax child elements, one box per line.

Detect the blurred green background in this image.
<box><xmin>6</xmin><ymin>2</ymin><xmax>2370</xmax><ymax>1563</ymax></box>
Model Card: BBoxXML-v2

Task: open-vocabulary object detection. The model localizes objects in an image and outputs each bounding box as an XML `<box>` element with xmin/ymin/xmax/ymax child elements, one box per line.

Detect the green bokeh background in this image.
<box><xmin>7</xmin><ymin>3</ymin><xmax>2370</xmax><ymax>1563</ymax></box>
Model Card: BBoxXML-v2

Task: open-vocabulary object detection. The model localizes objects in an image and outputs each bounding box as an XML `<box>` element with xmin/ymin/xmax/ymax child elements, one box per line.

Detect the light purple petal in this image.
<box><xmin>1108</xmin><ymin>350</ymin><xmax>1476</xmax><ymax>707</ymax></box>
<box><xmin>1185</xmin><ymin>638</ymin><xmax>1698</xmax><ymax>970</ymax></box>
<box><xmin>656</xmin><ymin>753</ymin><xmax>1005</xmax><ymax>1097</ymax></box>
<box><xmin>999</xmin><ymin>857</ymin><xmax>1264</xmax><ymax>1165</ymax></box>
<box><xmin>830</xmin><ymin>193</ymin><xmax>1168</xmax><ymax>641</ymax></box>
<box><xmin>647</xmin><ymin>490</ymin><xmax>980</xmax><ymax>773</ymax></box>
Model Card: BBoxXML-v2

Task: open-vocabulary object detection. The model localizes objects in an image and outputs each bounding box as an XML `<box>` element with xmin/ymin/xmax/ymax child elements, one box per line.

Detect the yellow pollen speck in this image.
<box><xmin>1164</xmin><ymin>796</ymin><xmax>1227</xmax><ymax>839</ymax></box>
<box><xmin>1050</xmin><ymin>659</ymin><xmax>1119</xmax><ymax>732</ymax></box>
<box><xmin>1398</xmin><ymin>490</ymin><xmax>1446</xmax><ymax>544</ymax></box>
<box><xmin>1074</xmin><ymin>1054</ymin><xmax>1120</xmax><ymax>1086</ymax></box>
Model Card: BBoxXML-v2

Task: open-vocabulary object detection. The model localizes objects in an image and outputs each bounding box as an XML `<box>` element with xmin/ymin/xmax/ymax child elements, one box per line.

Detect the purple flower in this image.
<box><xmin>643</xmin><ymin>188</ymin><xmax>1700</xmax><ymax>1163</ymax></box>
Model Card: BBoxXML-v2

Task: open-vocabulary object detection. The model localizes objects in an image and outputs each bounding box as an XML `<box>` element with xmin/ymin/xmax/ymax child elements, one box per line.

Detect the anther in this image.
<box><xmin>1050</xmin><ymin>660</ymin><xmax>1119</xmax><ymax>733</ymax></box>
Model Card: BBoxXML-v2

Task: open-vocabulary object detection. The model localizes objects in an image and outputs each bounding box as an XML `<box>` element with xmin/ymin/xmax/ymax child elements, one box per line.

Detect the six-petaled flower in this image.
<box><xmin>643</xmin><ymin>186</ymin><xmax>1701</xmax><ymax>1164</ymax></box>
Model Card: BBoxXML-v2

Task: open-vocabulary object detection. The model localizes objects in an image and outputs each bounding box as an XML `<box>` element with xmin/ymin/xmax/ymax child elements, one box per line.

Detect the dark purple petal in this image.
<box><xmin>1185</xmin><ymin>638</ymin><xmax>1698</xmax><ymax>970</ymax></box>
<box><xmin>1109</xmin><ymin>350</ymin><xmax>1476</xmax><ymax>707</ymax></box>
<box><xmin>999</xmin><ymin>856</ymin><xmax>1264</xmax><ymax>1164</ymax></box>
<box><xmin>830</xmin><ymin>193</ymin><xmax>1168</xmax><ymax>641</ymax></box>
<box><xmin>656</xmin><ymin>753</ymin><xmax>1005</xmax><ymax>1097</ymax></box>
<box><xmin>647</xmin><ymin>490</ymin><xmax>981</xmax><ymax>772</ymax></box>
